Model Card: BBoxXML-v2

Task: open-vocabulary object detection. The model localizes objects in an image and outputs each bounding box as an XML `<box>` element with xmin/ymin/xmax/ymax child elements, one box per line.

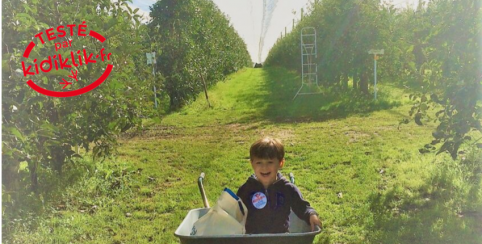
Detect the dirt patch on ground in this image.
<box><xmin>121</xmin><ymin>123</ymin><xmax>256</xmax><ymax>141</ymax></box>
<box><xmin>276</xmin><ymin>129</ymin><xmax>295</xmax><ymax>141</ymax></box>
<box><xmin>225</xmin><ymin>123</ymin><xmax>253</xmax><ymax>133</ymax></box>
<box><xmin>256</xmin><ymin>128</ymin><xmax>295</xmax><ymax>142</ymax></box>
<box><xmin>121</xmin><ymin>122</ymin><xmax>296</xmax><ymax>147</ymax></box>
<box><xmin>344</xmin><ymin>130</ymin><xmax>371</xmax><ymax>143</ymax></box>
<box><xmin>121</xmin><ymin>126</ymin><xmax>178</xmax><ymax>139</ymax></box>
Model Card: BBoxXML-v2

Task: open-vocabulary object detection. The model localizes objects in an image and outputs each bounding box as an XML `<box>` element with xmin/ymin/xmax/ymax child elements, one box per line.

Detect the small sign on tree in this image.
<box><xmin>146</xmin><ymin>52</ymin><xmax>156</xmax><ymax>65</ymax></box>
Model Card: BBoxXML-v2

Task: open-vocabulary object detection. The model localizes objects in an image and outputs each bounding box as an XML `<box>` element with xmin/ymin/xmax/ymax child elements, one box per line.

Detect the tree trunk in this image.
<box><xmin>3</xmin><ymin>160</ymin><xmax>20</xmax><ymax>191</ymax></box>
<box><xmin>200</xmin><ymin>72</ymin><xmax>211</xmax><ymax>108</ymax></box>
<box><xmin>342</xmin><ymin>73</ymin><xmax>349</xmax><ymax>89</ymax></box>
<box><xmin>29</xmin><ymin>161</ymin><xmax>38</xmax><ymax>193</ymax></box>
<box><xmin>360</xmin><ymin>71</ymin><xmax>369</xmax><ymax>94</ymax></box>
<box><xmin>52</xmin><ymin>152</ymin><xmax>64</xmax><ymax>175</ymax></box>
<box><xmin>353</xmin><ymin>70</ymin><xmax>358</xmax><ymax>90</ymax></box>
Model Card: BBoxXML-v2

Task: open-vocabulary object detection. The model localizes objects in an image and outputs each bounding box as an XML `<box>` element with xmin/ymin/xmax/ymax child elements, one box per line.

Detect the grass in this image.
<box><xmin>4</xmin><ymin>67</ymin><xmax>482</xmax><ymax>243</ymax></box>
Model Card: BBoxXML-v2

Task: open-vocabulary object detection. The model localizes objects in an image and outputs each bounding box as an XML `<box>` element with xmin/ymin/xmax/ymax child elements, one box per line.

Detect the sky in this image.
<box><xmin>130</xmin><ymin>0</ymin><xmax>418</xmax><ymax>63</ymax></box>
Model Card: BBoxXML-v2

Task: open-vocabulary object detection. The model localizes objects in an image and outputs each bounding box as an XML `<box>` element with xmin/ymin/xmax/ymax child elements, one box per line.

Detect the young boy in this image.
<box><xmin>237</xmin><ymin>137</ymin><xmax>322</xmax><ymax>234</ymax></box>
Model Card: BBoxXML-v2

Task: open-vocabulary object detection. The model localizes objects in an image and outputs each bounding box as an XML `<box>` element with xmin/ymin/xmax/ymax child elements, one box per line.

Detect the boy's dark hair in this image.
<box><xmin>250</xmin><ymin>137</ymin><xmax>284</xmax><ymax>161</ymax></box>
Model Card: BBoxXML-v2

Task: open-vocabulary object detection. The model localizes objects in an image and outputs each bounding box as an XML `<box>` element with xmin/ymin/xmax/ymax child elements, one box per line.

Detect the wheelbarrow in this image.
<box><xmin>174</xmin><ymin>172</ymin><xmax>321</xmax><ymax>244</ymax></box>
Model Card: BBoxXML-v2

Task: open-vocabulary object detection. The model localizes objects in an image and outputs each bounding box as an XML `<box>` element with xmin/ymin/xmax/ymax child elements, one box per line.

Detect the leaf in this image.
<box><xmin>418</xmin><ymin>148</ymin><xmax>429</xmax><ymax>154</ymax></box>
<box><xmin>399</xmin><ymin>118</ymin><xmax>409</xmax><ymax>125</ymax></box>
<box><xmin>420</xmin><ymin>103</ymin><xmax>428</xmax><ymax>112</ymax></box>
<box><xmin>421</xmin><ymin>95</ymin><xmax>427</xmax><ymax>102</ymax></box>
<box><xmin>16</xmin><ymin>13</ymin><xmax>36</xmax><ymax>25</ymax></box>
<box><xmin>105</xmin><ymin>17</ymin><xmax>118</xmax><ymax>30</ymax></box>
<box><xmin>27</xmin><ymin>95</ymin><xmax>46</xmax><ymax>106</ymax></box>
<box><xmin>105</xmin><ymin>170</ymin><xmax>113</xmax><ymax>180</ymax></box>
<box><xmin>19</xmin><ymin>161</ymin><xmax>29</xmax><ymax>172</ymax></box>
<box><xmin>414</xmin><ymin>112</ymin><xmax>423</xmax><ymax>126</ymax></box>
<box><xmin>44</xmin><ymin>140</ymin><xmax>61</xmax><ymax>147</ymax></box>
<box><xmin>23</xmin><ymin>4</ymin><xmax>37</xmax><ymax>14</ymax></box>
<box><xmin>10</xmin><ymin>127</ymin><xmax>25</xmax><ymax>142</ymax></box>
<box><xmin>431</xmin><ymin>139</ymin><xmax>440</xmax><ymax>145</ymax></box>
<box><xmin>406</xmin><ymin>45</ymin><xmax>414</xmax><ymax>54</ymax></box>
<box><xmin>40</xmin><ymin>122</ymin><xmax>59</xmax><ymax>134</ymax></box>
<box><xmin>430</xmin><ymin>93</ymin><xmax>440</xmax><ymax>103</ymax></box>
<box><xmin>46</xmin><ymin>69</ymin><xmax>70</xmax><ymax>77</ymax></box>
<box><xmin>38</xmin><ymin>129</ymin><xmax>56</xmax><ymax>139</ymax></box>
<box><xmin>435</xmin><ymin>109</ymin><xmax>445</xmax><ymax>117</ymax></box>
<box><xmin>436</xmin><ymin>141</ymin><xmax>451</xmax><ymax>156</ymax></box>
<box><xmin>71</xmin><ymin>153</ymin><xmax>83</xmax><ymax>159</ymax></box>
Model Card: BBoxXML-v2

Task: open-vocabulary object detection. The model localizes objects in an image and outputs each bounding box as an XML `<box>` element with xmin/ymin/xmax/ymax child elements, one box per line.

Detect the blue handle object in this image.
<box><xmin>224</xmin><ymin>188</ymin><xmax>245</xmax><ymax>216</ymax></box>
<box><xmin>224</xmin><ymin>187</ymin><xmax>239</xmax><ymax>200</ymax></box>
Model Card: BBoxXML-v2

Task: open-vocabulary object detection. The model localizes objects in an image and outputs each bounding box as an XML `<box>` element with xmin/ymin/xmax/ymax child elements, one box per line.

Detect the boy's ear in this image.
<box><xmin>279</xmin><ymin>158</ymin><xmax>285</xmax><ymax>168</ymax></box>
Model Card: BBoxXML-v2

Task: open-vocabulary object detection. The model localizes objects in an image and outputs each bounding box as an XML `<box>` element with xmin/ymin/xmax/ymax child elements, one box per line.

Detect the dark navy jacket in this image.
<box><xmin>236</xmin><ymin>173</ymin><xmax>317</xmax><ymax>234</ymax></box>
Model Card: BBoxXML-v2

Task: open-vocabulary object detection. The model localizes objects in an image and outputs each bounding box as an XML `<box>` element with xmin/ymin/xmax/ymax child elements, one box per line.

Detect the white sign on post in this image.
<box><xmin>146</xmin><ymin>52</ymin><xmax>156</xmax><ymax>65</ymax></box>
<box><xmin>368</xmin><ymin>49</ymin><xmax>384</xmax><ymax>55</ymax></box>
<box><xmin>146</xmin><ymin>52</ymin><xmax>152</xmax><ymax>65</ymax></box>
<box><xmin>367</xmin><ymin>49</ymin><xmax>384</xmax><ymax>100</ymax></box>
<box><xmin>146</xmin><ymin>52</ymin><xmax>158</xmax><ymax>108</ymax></box>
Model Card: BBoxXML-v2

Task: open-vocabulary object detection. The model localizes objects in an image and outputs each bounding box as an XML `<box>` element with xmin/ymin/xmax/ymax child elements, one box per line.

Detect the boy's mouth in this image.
<box><xmin>260</xmin><ymin>172</ymin><xmax>271</xmax><ymax>177</ymax></box>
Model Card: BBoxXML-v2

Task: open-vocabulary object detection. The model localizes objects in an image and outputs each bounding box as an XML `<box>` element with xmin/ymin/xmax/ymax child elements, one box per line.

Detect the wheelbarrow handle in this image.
<box><xmin>289</xmin><ymin>172</ymin><xmax>295</xmax><ymax>184</ymax></box>
<box><xmin>198</xmin><ymin>172</ymin><xmax>210</xmax><ymax>208</ymax></box>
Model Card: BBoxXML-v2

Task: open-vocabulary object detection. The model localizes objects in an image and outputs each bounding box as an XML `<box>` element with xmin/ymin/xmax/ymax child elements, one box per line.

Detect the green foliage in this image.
<box><xmin>265</xmin><ymin>0</ymin><xmax>481</xmax><ymax>159</ymax></box>
<box><xmin>2</xmin><ymin>0</ymin><xmax>154</xmax><ymax>219</ymax></box>
<box><xmin>2</xmin><ymin>0</ymin><xmax>251</xmax><ymax>237</ymax></box>
<box><xmin>265</xmin><ymin>0</ymin><xmax>386</xmax><ymax>93</ymax></box>
<box><xmin>148</xmin><ymin>0</ymin><xmax>251</xmax><ymax>109</ymax></box>
<box><xmin>400</xmin><ymin>0</ymin><xmax>481</xmax><ymax>159</ymax></box>
<box><xmin>5</xmin><ymin>68</ymin><xmax>481</xmax><ymax>243</ymax></box>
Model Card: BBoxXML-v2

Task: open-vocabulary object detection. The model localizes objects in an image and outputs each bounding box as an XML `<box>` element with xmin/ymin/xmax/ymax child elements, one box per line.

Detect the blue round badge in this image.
<box><xmin>252</xmin><ymin>192</ymin><xmax>267</xmax><ymax>209</ymax></box>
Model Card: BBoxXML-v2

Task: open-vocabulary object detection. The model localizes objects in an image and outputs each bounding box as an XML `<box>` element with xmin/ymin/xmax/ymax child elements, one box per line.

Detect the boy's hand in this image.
<box><xmin>309</xmin><ymin>214</ymin><xmax>322</xmax><ymax>231</ymax></box>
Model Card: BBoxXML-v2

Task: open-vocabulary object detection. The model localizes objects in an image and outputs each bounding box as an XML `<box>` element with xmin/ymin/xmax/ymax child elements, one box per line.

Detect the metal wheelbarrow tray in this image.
<box><xmin>174</xmin><ymin>173</ymin><xmax>321</xmax><ymax>244</ymax></box>
<box><xmin>175</xmin><ymin>208</ymin><xmax>321</xmax><ymax>244</ymax></box>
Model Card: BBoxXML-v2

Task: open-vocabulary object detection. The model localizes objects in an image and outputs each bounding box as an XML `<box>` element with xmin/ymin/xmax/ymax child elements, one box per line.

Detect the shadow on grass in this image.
<box><xmin>235</xmin><ymin>66</ymin><xmax>401</xmax><ymax>123</ymax></box>
<box><xmin>366</xmin><ymin>157</ymin><xmax>482</xmax><ymax>243</ymax></box>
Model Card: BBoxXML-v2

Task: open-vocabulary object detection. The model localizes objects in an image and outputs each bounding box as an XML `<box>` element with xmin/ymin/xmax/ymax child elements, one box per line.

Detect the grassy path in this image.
<box><xmin>7</xmin><ymin>68</ymin><xmax>481</xmax><ymax>243</ymax></box>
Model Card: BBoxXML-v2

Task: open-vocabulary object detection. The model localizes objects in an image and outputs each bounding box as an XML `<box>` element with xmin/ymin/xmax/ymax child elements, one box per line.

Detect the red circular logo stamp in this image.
<box><xmin>21</xmin><ymin>21</ymin><xmax>113</xmax><ymax>97</ymax></box>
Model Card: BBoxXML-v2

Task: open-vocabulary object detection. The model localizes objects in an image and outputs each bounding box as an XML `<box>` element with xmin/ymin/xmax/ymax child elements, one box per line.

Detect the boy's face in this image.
<box><xmin>250</xmin><ymin>156</ymin><xmax>285</xmax><ymax>188</ymax></box>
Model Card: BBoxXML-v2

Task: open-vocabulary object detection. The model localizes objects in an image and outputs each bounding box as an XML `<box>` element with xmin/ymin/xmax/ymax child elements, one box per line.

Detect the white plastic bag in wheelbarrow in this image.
<box><xmin>190</xmin><ymin>188</ymin><xmax>247</xmax><ymax>236</ymax></box>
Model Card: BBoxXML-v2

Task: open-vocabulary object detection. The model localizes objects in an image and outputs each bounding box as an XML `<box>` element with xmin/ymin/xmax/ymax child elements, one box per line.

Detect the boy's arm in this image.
<box><xmin>290</xmin><ymin>185</ymin><xmax>317</xmax><ymax>225</ymax></box>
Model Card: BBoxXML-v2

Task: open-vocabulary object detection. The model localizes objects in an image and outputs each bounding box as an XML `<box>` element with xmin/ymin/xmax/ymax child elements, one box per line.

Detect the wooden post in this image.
<box><xmin>301</xmin><ymin>8</ymin><xmax>303</xmax><ymax>21</ymax></box>
<box><xmin>285</xmin><ymin>27</ymin><xmax>287</xmax><ymax>36</ymax></box>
